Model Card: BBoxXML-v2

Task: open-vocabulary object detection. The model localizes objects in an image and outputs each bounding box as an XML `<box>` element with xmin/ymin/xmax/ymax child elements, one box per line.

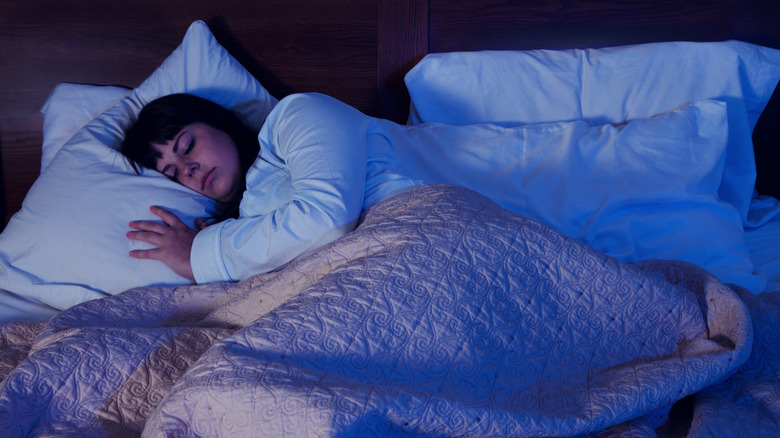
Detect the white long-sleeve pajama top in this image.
<box><xmin>190</xmin><ymin>93</ymin><xmax>419</xmax><ymax>283</ymax></box>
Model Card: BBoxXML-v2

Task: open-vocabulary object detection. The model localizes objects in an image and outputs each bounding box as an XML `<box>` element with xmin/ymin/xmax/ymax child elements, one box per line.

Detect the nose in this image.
<box><xmin>184</xmin><ymin>161</ymin><xmax>199</xmax><ymax>178</ymax></box>
<box><xmin>174</xmin><ymin>159</ymin><xmax>199</xmax><ymax>187</ymax></box>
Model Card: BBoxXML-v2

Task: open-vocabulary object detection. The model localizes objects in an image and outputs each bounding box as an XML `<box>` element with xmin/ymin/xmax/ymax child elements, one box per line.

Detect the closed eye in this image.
<box><xmin>163</xmin><ymin>166</ymin><xmax>178</xmax><ymax>182</ymax></box>
<box><xmin>160</xmin><ymin>161</ymin><xmax>178</xmax><ymax>182</ymax></box>
<box><xmin>158</xmin><ymin>129</ymin><xmax>192</xmax><ymax>182</ymax></box>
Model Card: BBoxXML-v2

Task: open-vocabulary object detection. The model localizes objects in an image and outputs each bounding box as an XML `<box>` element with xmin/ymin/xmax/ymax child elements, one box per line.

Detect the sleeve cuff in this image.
<box><xmin>191</xmin><ymin>220</ymin><xmax>233</xmax><ymax>284</ymax></box>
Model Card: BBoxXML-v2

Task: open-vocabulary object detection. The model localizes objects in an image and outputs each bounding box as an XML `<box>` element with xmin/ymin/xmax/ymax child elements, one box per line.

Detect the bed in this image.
<box><xmin>0</xmin><ymin>0</ymin><xmax>779</xmax><ymax>436</ymax></box>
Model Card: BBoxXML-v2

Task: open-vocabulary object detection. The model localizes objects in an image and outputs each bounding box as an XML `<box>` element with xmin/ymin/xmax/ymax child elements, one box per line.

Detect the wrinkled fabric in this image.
<box><xmin>192</xmin><ymin>92</ymin><xmax>420</xmax><ymax>284</ymax></box>
<box><xmin>0</xmin><ymin>185</ymin><xmax>772</xmax><ymax>437</ymax></box>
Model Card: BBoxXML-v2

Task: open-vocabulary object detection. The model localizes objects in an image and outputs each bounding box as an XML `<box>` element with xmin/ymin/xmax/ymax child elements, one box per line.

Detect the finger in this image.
<box><xmin>127</xmin><ymin>230</ymin><xmax>165</xmax><ymax>246</ymax></box>
<box><xmin>129</xmin><ymin>248</ymin><xmax>163</xmax><ymax>260</ymax></box>
<box><xmin>128</xmin><ymin>220</ymin><xmax>168</xmax><ymax>233</ymax></box>
<box><xmin>149</xmin><ymin>206</ymin><xmax>184</xmax><ymax>227</ymax></box>
<box><xmin>195</xmin><ymin>218</ymin><xmax>209</xmax><ymax>231</ymax></box>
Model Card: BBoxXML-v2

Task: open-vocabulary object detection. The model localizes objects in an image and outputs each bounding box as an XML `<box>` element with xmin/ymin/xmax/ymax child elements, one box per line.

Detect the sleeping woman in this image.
<box><xmin>122</xmin><ymin>91</ymin><xmax>741</xmax><ymax>289</ymax></box>
<box><xmin>122</xmin><ymin>92</ymin><xmax>421</xmax><ymax>283</ymax></box>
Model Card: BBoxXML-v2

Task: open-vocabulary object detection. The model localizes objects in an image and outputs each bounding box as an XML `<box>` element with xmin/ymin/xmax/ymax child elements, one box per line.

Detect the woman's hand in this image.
<box><xmin>194</xmin><ymin>217</ymin><xmax>211</xmax><ymax>231</ymax></box>
<box><xmin>127</xmin><ymin>206</ymin><xmax>198</xmax><ymax>282</ymax></box>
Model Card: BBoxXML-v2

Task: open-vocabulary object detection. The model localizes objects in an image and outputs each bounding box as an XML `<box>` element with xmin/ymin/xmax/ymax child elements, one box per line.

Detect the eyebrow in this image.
<box><xmin>171</xmin><ymin>129</ymin><xmax>184</xmax><ymax>154</ymax></box>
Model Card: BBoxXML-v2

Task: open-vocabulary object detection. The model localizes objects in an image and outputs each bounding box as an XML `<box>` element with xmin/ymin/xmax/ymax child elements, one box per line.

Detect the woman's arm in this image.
<box><xmin>191</xmin><ymin>93</ymin><xmax>372</xmax><ymax>283</ymax></box>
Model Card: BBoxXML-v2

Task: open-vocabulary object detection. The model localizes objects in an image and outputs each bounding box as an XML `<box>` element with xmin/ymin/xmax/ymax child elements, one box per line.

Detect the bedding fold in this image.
<box><xmin>0</xmin><ymin>185</ymin><xmax>770</xmax><ymax>437</ymax></box>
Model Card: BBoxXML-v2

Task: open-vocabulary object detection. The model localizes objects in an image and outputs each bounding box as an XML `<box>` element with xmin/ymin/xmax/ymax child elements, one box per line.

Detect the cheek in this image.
<box><xmin>226</xmin><ymin>144</ymin><xmax>243</xmax><ymax>176</ymax></box>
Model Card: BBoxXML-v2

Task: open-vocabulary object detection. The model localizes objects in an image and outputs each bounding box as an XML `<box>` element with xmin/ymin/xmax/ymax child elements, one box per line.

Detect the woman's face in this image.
<box><xmin>152</xmin><ymin>122</ymin><xmax>244</xmax><ymax>203</ymax></box>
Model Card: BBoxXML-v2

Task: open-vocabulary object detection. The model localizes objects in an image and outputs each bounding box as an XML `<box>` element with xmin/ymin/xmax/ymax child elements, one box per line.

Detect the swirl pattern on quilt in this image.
<box><xmin>0</xmin><ymin>185</ymin><xmax>766</xmax><ymax>436</ymax></box>
<box><xmin>142</xmin><ymin>185</ymin><xmax>750</xmax><ymax>437</ymax></box>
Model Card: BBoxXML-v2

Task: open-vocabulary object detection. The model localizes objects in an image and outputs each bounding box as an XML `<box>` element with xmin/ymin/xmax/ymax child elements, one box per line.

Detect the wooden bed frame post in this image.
<box><xmin>377</xmin><ymin>0</ymin><xmax>429</xmax><ymax>123</ymax></box>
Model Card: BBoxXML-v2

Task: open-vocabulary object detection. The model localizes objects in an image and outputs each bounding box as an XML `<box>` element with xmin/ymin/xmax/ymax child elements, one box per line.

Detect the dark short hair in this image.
<box><xmin>121</xmin><ymin>93</ymin><xmax>260</xmax><ymax>220</ymax></box>
<box><xmin>121</xmin><ymin>93</ymin><xmax>259</xmax><ymax>177</ymax></box>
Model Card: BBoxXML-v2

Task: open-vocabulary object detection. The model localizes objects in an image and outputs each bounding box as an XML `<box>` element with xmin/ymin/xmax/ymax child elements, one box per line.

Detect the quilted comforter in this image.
<box><xmin>0</xmin><ymin>184</ymin><xmax>778</xmax><ymax>437</ymax></box>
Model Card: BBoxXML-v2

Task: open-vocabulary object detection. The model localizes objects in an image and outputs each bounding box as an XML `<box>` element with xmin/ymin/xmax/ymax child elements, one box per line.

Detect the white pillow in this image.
<box><xmin>381</xmin><ymin>99</ymin><xmax>764</xmax><ymax>292</ymax></box>
<box><xmin>40</xmin><ymin>83</ymin><xmax>132</xmax><ymax>173</ymax></box>
<box><xmin>0</xmin><ymin>21</ymin><xmax>278</xmax><ymax>319</ymax></box>
<box><xmin>404</xmin><ymin>41</ymin><xmax>780</xmax><ymax>225</ymax></box>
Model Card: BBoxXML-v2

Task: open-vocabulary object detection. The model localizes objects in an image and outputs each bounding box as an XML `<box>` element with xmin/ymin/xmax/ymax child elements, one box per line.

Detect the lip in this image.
<box><xmin>201</xmin><ymin>168</ymin><xmax>215</xmax><ymax>192</ymax></box>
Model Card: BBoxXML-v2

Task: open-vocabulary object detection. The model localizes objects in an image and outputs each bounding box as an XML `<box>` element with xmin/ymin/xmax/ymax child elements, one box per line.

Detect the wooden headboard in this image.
<box><xmin>1</xmin><ymin>0</ymin><xmax>779</xmax><ymax>230</ymax></box>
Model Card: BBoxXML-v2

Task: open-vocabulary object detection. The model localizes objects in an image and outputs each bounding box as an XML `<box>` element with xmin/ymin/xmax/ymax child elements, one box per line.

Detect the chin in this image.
<box><xmin>214</xmin><ymin>188</ymin><xmax>240</xmax><ymax>204</ymax></box>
